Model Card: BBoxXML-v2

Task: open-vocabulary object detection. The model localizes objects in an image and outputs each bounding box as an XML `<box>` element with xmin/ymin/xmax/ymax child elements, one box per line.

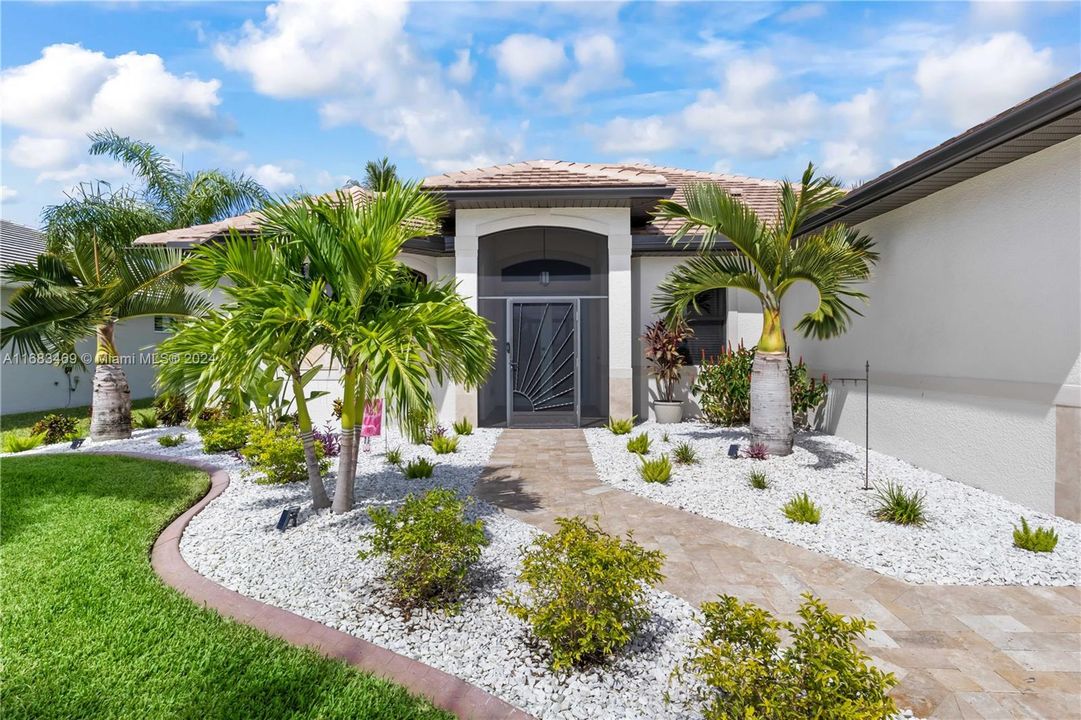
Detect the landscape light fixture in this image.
<box><xmin>727</xmin><ymin>443</ymin><xmax>740</xmax><ymax>459</ymax></box>
<box><xmin>276</xmin><ymin>507</ymin><xmax>300</xmax><ymax>532</ymax></box>
<box><xmin>70</xmin><ymin>438</ymin><xmax>85</xmax><ymax>449</ymax></box>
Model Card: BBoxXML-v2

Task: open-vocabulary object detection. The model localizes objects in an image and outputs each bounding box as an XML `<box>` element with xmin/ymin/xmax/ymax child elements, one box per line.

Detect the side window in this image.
<box><xmin>153</xmin><ymin>316</ymin><xmax>173</xmax><ymax>333</ymax></box>
<box><xmin>683</xmin><ymin>288</ymin><xmax>726</xmax><ymax>365</ymax></box>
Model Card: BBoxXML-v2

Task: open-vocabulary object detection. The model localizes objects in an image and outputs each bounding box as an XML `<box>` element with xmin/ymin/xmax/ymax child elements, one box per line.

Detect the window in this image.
<box><xmin>683</xmin><ymin>289</ymin><xmax>726</xmax><ymax>365</ymax></box>
<box><xmin>153</xmin><ymin>316</ymin><xmax>174</xmax><ymax>333</ymax></box>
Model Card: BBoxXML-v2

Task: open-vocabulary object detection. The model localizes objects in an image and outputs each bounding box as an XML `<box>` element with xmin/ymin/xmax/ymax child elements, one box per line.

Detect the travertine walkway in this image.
<box><xmin>475</xmin><ymin>430</ymin><xmax>1081</xmax><ymax>719</ymax></box>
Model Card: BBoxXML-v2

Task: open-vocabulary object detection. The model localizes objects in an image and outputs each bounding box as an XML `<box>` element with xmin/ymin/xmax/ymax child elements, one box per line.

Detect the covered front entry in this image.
<box><xmin>477</xmin><ymin>227</ymin><xmax>608</xmax><ymax>427</ymax></box>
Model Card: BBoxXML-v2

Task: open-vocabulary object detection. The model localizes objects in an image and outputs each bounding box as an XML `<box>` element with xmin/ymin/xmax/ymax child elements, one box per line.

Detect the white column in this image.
<box><xmin>608</xmin><ymin>233</ymin><xmax>634</xmax><ymax>420</ymax></box>
<box><xmin>453</xmin><ymin>234</ymin><xmax>480</xmax><ymax>424</ymax></box>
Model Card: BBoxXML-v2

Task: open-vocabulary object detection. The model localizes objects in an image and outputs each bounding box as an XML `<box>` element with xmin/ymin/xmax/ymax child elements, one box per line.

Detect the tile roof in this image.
<box><xmin>0</xmin><ymin>219</ymin><xmax>46</xmax><ymax>267</ymax></box>
<box><xmin>422</xmin><ymin>160</ymin><xmax>670</xmax><ymax>189</ymax></box>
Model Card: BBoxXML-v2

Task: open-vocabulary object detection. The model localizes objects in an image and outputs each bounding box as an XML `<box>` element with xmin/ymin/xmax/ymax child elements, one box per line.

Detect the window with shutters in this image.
<box><xmin>683</xmin><ymin>288</ymin><xmax>727</xmax><ymax>365</ymax></box>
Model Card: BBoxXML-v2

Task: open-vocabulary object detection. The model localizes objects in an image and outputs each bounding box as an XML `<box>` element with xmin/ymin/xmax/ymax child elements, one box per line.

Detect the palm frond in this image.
<box><xmin>0</xmin><ymin>288</ymin><xmax>101</xmax><ymax>358</ymax></box>
<box><xmin>88</xmin><ymin>129</ymin><xmax>183</xmax><ymax>209</ymax></box>
<box><xmin>176</xmin><ymin>170</ymin><xmax>269</xmax><ymax>226</ymax></box>
<box><xmin>654</xmin><ymin>252</ymin><xmax>765</xmax><ymax>318</ymax></box>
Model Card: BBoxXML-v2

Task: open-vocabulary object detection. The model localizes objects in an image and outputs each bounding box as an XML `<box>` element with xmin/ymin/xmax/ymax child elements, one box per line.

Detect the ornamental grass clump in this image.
<box><xmin>748</xmin><ymin>470</ymin><xmax>770</xmax><ymax>490</ymax></box>
<box><xmin>157</xmin><ymin>433</ymin><xmax>185</xmax><ymax>448</ymax></box>
<box><xmin>3</xmin><ymin>432</ymin><xmax>46</xmax><ymax>454</ymax></box>
<box><xmin>30</xmin><ymin>413</ymin><xmax>79</xmax><ymax>445</ymax></box>
<box><xmin>605</xmin><ymin>417</ymin><xmax>635</xmax><ymax>435</ymax></box>
<box><xmin>640</xmin><ymin>455</ymin><xmax>672</xmax><ymax>484</ymax></box>
<box><xmin>500</xmin><ymin>516</ymin><xmax>664</xmax><ymax>671</ymax></box>
<box><xmin>452</xmin><ymin>417</ymin><xmax>473</xmax><ymax>436</ymax></box>
<box><xmin>673</xmin><ymin>442</ymin><xmax>697</xmax><ymax>465</ymax></box>
<box><xmin>675</xmin><ymin>593</ymin><xmax>897</xmax><ymax>720</ymax></box>
<box><xmin>783</xmin><ymin>493</ymin><xmax>821</xmax><ymax>524</ymax></box>
<box><xmin>430</xmin><ymin>434</ymin><xmax>459</xmax><ymax>455</ymax></box>
<box><xmin>362</xmin><ymin>488</ymin><xmax>488</xmax><ymax>615</ymax></box>
<box><xmin>241</xmin><ymin>425</ymin><xmax>326</xmax><ymax>485</ymax></box>
<box><xmin>385</xmin><ymin>447</ymin><xmax>403</xmax><ymax>467</ymax></box>
<box><xmin>403</xmin><ymin>457</ymin><xmax>435</xmax><ymax>479</ymax></box>
<box><xmin>201</xmin><ymin>415</ymin><xmax>259</xmax><ymax>454</ymax></box>
<box><xmin>1013</xmin><ymin>517</ymin><xmax>1058</xmax><ymax>553</ymax></box>
<box><xmin>626</xmin><ymin>433</ymin><xmax>651</xmax><ymax>455</ymax></box>
<box><xmin>872</xmin><ymin>482</ymin><xmax>927</xmax><ymax>526</ymax></box>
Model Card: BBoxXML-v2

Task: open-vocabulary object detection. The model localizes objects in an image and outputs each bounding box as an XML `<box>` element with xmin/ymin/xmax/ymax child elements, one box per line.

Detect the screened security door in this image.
<box><xmin>507</xmin><ymin>300</ymin><xmax>578</xmax><ymax>426</ymax></box>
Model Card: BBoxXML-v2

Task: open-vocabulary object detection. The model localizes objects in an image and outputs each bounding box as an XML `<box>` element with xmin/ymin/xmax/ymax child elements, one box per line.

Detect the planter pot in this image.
<box><xmin>653</xmin><ymin>401</ymin><xmax>683</xmax><ymax>424</ymax></box>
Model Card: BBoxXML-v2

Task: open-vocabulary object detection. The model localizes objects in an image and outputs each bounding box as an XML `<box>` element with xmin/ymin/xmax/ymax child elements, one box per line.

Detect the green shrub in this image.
<box><xmin>499</xmin><ymin>516</ymin><xmax>665</xmax><ymax>671</ymax></box>
<box><xmin>192</xmin><ymin>406</ymin><xmax>227</xmax><ymax>432</ymax></box>
<box><xmin>241</xmin><ymin>425</ymin><xmax>325</xmax><ymax>484</ymax></box>
<box><xmin>30</xmin><ymin>413</ymin><xmax>79</xmax><ymax>444</ymax></box>
<box><xmin>676</xmin><ymin>593</ymin><xmax>897</xmax><ymax>720</ymax></box>
<box><xmin>3</xmin><ymin>432</ymin><xmax>46</xmax><ymax>454</ymax></box>
<box><xmin>133</xmin><ymin>410</ymin><xmax>159</xmax><ymax>429</ymax></box>
<box><xmin>452</xmin><ymin>417</ymin><xmax>473</xmax><ymax>436</ymax></box>
<box><xmin>605</xmin><ymin>417</ymin><xmax>635</xmax><ymax>435</ymax></box>
<box><xmin>789</xmin><ymin>356</ymin><xmax>829</xmax><ymax>428</ymax></box>
<box><xmin>749</xmin><ymin>470</ymin><xmax>769</xmax><ymax>490</ymax></box>
<box><xmin>153</xmin><ymin>393</ymin><xmax>189</xmax><ymax>426</ymax></box>
<box><xmin>403</xmin><ymin>457</ymin><xmax>435</xmax><ymax>479</ymax></box>
<box><xmin>361</xmin><ymin>488</ymin><xmax>488</xmax><ymax>614</ymax></box>
<box><xmin>783</xmin><ymin>493</ymin><xmax>821</xmax><ymax>524</ymax></box>
<box><xmin>872</xmin><ymin>482</ymin><xmax>927</xmax><ymax>526</ymax></box>
<box><xmin>672</xmin><ymin>442</ymin><xmax>697</xmax><ymax>464</ymax></box>
<box><xmin>640</xmin><ymin>455</ymin><xmax>672</xmax><ymax>484</ymax></box>
<box><xmin>430</xmin><ymin>434</ymin><xmax>459</xmax><ymax>455</ymax></box>
<box><xmin>201</xmin><ymin>415</ymin><xmax>258</xmax><ymax>454</ymax></box>
<box><xmin>385</xmin><ymin>447</ymin><xmax>403</xmax><ymax>466</ymax></box>
<box><xmin>1013</xmin><ymin>517</ymin><xmax>1058</xmax><ymax>553</ymax></box>
<box><xmin>157</xmin><ymin>433</ymin><xmax>185</xmax><ymax>448</ymax></box>
<box><xmin>626</xmin><ymin>433</ymin><xmax>651</xmax><ymax>455</ymax></box>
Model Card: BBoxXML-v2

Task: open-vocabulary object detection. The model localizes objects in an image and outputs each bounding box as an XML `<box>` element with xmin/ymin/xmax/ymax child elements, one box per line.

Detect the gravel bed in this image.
<box><xmin>584</xmin><ymin>422</ymin><xmax>1080</xmax><ymax>586</ymax></box>
<box><xmin>14</xmin><ymin>426</ymin><xmax>703</xmax><ymax>720</ymax></box>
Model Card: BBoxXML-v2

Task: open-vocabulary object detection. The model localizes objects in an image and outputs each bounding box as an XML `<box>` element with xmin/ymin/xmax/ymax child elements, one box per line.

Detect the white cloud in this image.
<box><xmin>598</xmin><ymin>116</ymin><xmax>676</xmax><ymax>154</ymax></box>
<box><xmin>0</xmin><ymin>185</ymin><xmax>19</xmax><ymax>203</ymax></box>
<box><xmin>821</xmin><ymin>89</ymin><xmax>884</xmax><ymax>177</ymax></box>
<box><xmin>492</xmin><ymin>34</ymin><xmax>567</xmax><ymax>85</ymax></box>
<box><xmin>245</xmin><ymin>163</ymin><xmax>298</xmax><ymax>192</ymax></box>
<box><xmin>915</xmin><ymin>32</ymin><xmax>1056</xmax><ymax>128</ymax></box>
<box><xmin>6</xmin><ymin>136</ymin><xmax>75</xmax><ymax>170</ymax></box>
<box><xmin>778</xmin><ymin>3</ymin><xmax>826</xmax><ymax>23</ymax></box>
<box><xmin>447</xmin><ymin>48</ymin><xmax>475</xmax><ymax>84</ymax></box>
<box><xmin>216</xmin><ymin>0</ymin><xmax>512</xmax><ymax>169</ymax></box>
<box><xmin>822</xmin><ymin>141</ymin><xmax>877</xmax><ymax>178</ymax></box>
<box><xmin>970</xmin><ymin>0</ymin><xmax>1027</xmax><ymax>26</ymax></box>
<box><xmin>35</xmin><ymin>161</ymin><xmax>126</xmax><ymax>185</ymax></box>
<box><xmin>552</xmin><ymin>34</ymin><xmax>624</xmax><ymax>103</ymax></box>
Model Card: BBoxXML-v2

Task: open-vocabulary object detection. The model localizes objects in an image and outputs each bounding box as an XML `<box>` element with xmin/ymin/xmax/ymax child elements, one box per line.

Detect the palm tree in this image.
<box><xmin>653</xmin><ymin>163</ymin><xmax>879</xmax><ymax>455</ymax></box>
<box><xmin>362</xmin><ymin>156</ymin><xmax>398</xmax><ymax>192</ymax></box>
<box><xmin>1</xmin><ymin>186</ymin><xmax>209</xmax><ymax>439</ymax></box>
<box><xmin>259</xmin><ymin>184</ymin><xmax>494</xmax><ymax>513</ymax></box>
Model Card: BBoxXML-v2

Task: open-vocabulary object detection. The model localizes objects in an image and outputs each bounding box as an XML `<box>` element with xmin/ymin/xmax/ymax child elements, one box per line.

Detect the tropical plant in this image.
<box><xmin>654</xmin><ymin>164</ymin><xmax>878</xmax><ymax>455</ymax></box>
<box><xmin>605</xmin><ymin>417</ymin><xmax>635</xmax><ymax>435</ymax></box>
<box><xmin>675</xmin><ymin>593</ymin><xmax>897</xmax><ymax>719</ymax></box>
<box><xmin>872</xmin><ymin>482</ymin><xmax>927</xmax><ymax>526</ymax></box>
<box><xmin>30</xmin><ymin>413</ymin><xmax>79</xmax><ymax>444</ymax></box>
<box><xmin>641</xmin><ymin>317</ymin><xmax>692</xmax><ymax>403</ymax></box>
<box><xmin>1013</xmin><ymin>517</ymin><xmax>1058</xmax><ymax>553</ymax></box>
<box><xmin>154</xmin><ymin>393</ymin><xmax>190</xmax><ymax>426</ymax></box>
<box><xmin>626</xmin><ymin>433</ymin><xmax>651</xmax><ymax>455</ymax></box>
<box><xmin>430</xmin><ymin>434</ymin><xmax>459</xmax><ymax>455</ymax></box>
<box><xmin>783</xmin><ymin>493</ymin><xmax>821</xmax><ymax>524</ymax></box>
<box><xmin>403</xmin><ymin>457</ymin><xmax>435</xmax><ymax>479</ymax></box>
<box><xmin>749</xmin><ymin>470</ymin><xmax>770</xmax><ymax>490</ymax></box>
<box><xmin>361</xmin><ymin>488</ymin><xmax>488</xmax><ymax>614</ymax></box>
<box><xmin>692</xmin><ymin>343</ymin><xmax>755</xmax><ymax>425</ymax></box>
<box><xmin>132</xmin><ymin>410</ymin><xmax>159</xmax><ymax>429</ymax></box>
<box><xmin>452</xmin><ymin>417</ymin><xmax>473</xmax><ymax>436</ymax></box>
<box><xmin>242</xmin><ymin>425</ymin><xmax>326</xmax><ymax>485</ymax></box>
<box><xmin>639</xmin><ymin>455</ymin><xmax>672</xmax><ymax>483</ymax></box>
<box><xmin>744</xmin><ymin>442</ymin><xmax>769</xmax><ymax>460</ymax></box>
<box><xmin>157</xmin><ymin>433</ymin><xmax>185</xmax><ymax>447</ymax></box>
<box><xmin>363</xmin><ymin>156</ymin><xmax>399</xmax><ymax>192</ymax></box>
<box><xmin>3</xmin><ymin>432</ymin><xmax>46</xmax><ymax>454</ymax></box>
<box><xmin>312</xmin><ymin>424</ymin><xmax>341</xmax><ymax>458</ymax></box>
<box><xmin>789</xmin><ymin>356</ymin><xmax>829</xmax><ymax>428</ymax></box>
<box><xmin>673</xmin><ymin>441</ymin><xmax>698</xmax><ymax>464</ymax></box>
<box><xmin>500</xmin><ymin>516</ymin><xmax>664</xmax><ymax>670</ymax></box>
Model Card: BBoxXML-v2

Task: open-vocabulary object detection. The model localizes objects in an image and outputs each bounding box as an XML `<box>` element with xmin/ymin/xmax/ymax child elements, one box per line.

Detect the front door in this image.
<box><xmin>507</xmin><ymin>300</ymin><xmax>578</xmax><ymax>427</ymax></box>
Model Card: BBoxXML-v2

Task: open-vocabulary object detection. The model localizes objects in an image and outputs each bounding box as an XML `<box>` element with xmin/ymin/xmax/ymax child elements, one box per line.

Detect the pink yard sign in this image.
<box><xmin>360</xmin><ymin>399</ymin><xmax>383</xmax><ymax>437</ymax></box>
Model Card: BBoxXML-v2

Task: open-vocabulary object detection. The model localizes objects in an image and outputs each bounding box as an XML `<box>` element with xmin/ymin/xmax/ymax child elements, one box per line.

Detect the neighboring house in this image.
<box><xmin>135</xmin><ymin>74</ymin><xmax>1080</xmax><ymax>519</ymax></box>
<box><xmin>0</xmin><ymin>219</ymin><xmax>162</xmax><ymax>414</ymax></box>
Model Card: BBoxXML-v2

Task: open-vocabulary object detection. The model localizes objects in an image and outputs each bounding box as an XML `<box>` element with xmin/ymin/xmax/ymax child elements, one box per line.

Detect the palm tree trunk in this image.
<box><xmin>292</xmin><ymin>372</ymin><xmax>331</xmax><ymax>511</ymax></box>
<box><xmin>349</xmin><ymin>369</ymin><xmax>368</xmax><ymax>490</ymax></box>
<box><xmin>332</xmin><ymin>365</ymin><xmax>356</xmax><ymax>514</ymax></box>
<box><xmin>89</xmin><ymin>322</ymin><xmax>132</xmax><ymax>441</ymax></box>
<box><xmin>750</xmin><ymin>308</ymin><xmax>793</xmax><ymax>455</ymax></box>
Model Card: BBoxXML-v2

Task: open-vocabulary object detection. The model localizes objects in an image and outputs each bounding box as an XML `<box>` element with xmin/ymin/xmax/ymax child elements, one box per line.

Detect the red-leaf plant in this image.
<box><xmin>641</xmin><ymin>318</ymin><xmax>693</xmax><ymax>403</ymax></box>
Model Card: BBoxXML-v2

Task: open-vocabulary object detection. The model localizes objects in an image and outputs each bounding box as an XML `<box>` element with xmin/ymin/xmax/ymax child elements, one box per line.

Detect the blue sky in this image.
<box><xmin>1</xmin><ymin>0</ymin><xmax>1078</xmax><ymax>228</ymax></box>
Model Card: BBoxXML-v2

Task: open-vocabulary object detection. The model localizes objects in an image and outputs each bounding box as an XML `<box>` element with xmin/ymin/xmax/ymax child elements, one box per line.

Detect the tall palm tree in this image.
<box><xmin>362</xmin><ymin>156</ymin><xmax>398</xmax><ymax>192</ymax></box>
<box><xmin>1</xmin><ymin>186</ymin><xmax>209</xmax><ymax>439</ymax></box>
<box><xmin>653</xmin><ymin>164</ymin><xmax>879</xmax><ymax>455</ymax></box>
<box><xmin>259</xmin><ymin>185</ymin><xmax>494</xmax><ymax>513</ymax></box>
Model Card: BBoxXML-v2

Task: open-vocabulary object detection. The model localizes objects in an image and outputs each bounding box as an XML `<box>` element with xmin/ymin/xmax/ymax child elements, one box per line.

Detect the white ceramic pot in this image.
<box><xmin>653</xmin><ymin>400</ymin><xmax>683</xmax><ymax>424</ymax></box>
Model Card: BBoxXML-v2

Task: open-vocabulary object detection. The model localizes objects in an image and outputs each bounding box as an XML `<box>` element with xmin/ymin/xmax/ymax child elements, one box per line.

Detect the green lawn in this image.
<box><xmin>0</xmin><ymin>398</ymin><xmax>156</xmax><ymax>444</ymax></box>
<box><xmin>1</xmin><ymin>454</ymin><xmax>451</xmax><ymax>720</ymax></box>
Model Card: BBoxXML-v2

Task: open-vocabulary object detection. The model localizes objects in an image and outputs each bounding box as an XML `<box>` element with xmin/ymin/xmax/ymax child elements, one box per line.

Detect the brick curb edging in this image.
<box><xmin>101</xmin><ymin>450</ymin><xmax>532</xmax><ymax>720</ymax></box>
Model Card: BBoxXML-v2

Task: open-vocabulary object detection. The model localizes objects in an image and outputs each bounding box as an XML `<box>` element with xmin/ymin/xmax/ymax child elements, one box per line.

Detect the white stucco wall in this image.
<box><xmin>784</xmin><ymin>136</ymin><xmax>1081</xmax><ymax>513</ymax></box>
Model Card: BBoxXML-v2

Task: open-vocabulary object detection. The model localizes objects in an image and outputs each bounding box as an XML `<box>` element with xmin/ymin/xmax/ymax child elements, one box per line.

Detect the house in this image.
<box><xmin>0</xmin><ymin>219</ymin><xmax>162</xmax><ymax>413</ymax></box>
<box><xmin>135</xmin><ymin>74</ymin><xmax>1080</xmax><ymax>519</ymax></box>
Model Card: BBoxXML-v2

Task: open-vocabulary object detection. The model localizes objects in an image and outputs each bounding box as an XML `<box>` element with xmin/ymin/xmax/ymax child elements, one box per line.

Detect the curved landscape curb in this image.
<box><xmin>103</xmin><ymin>450</ymin><xmax>532</xmax><ymax>720</ymax></box>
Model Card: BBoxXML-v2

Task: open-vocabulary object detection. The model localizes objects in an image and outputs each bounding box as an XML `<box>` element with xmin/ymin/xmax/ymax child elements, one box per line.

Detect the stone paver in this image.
<box><xmin>475</xmin><ymin>430</ymin><xmax>1081</xmax><ymax>719</ymax></box>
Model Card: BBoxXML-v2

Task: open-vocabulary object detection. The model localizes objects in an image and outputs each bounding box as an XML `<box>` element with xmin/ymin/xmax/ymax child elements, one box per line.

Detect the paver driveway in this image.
<box><xmin>475</xmin><ymin>429</ymin><xmax>1081</xmax><ymax>719</ymax></box>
